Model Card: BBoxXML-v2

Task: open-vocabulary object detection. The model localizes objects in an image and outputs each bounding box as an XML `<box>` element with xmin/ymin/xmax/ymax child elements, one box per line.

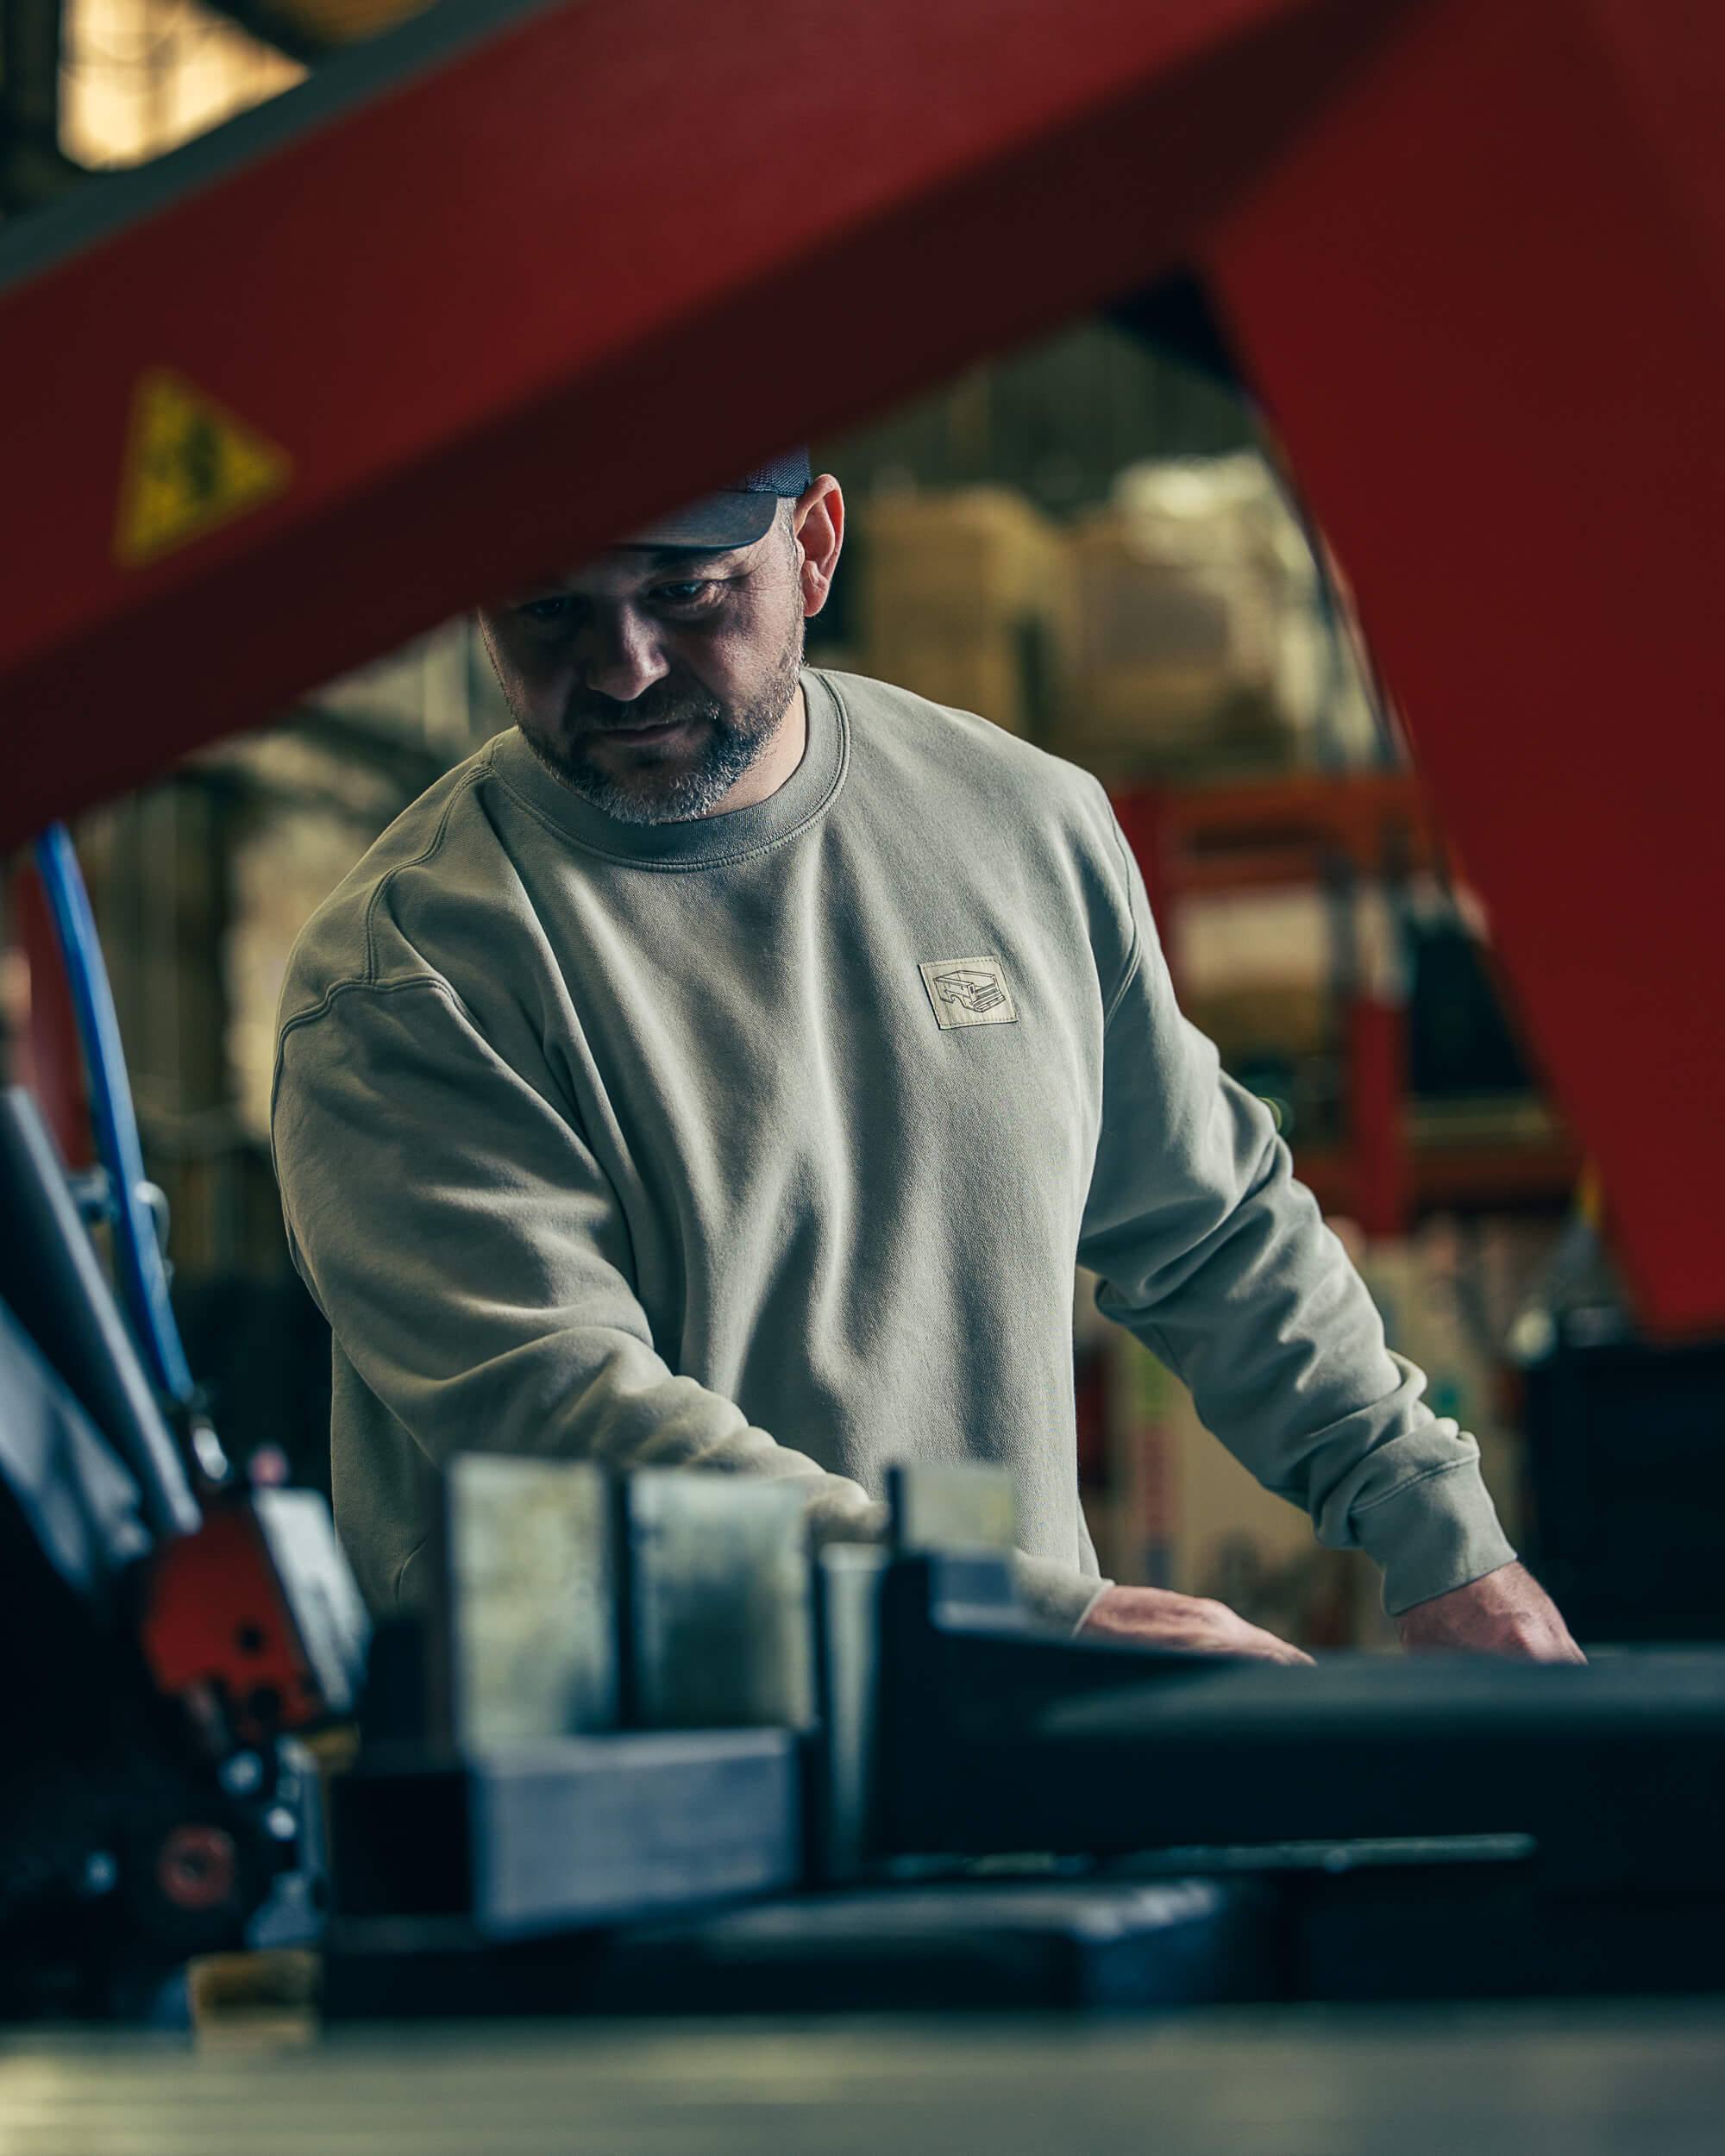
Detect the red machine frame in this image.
<box><xmin>1</xmin><ymin>0</ymin><xmax>1721</xmax><ymax>1328</ymax></box>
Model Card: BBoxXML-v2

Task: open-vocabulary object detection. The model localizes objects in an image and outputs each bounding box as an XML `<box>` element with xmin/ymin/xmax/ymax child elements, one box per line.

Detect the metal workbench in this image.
<box><xmin>5</xmin><ymin>2004</ymin><xmax>1725</xmax><ymax>2155</ymax></box>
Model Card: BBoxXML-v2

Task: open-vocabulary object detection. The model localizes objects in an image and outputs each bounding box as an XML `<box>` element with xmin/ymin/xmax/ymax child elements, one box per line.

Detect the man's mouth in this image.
<box><xmin>586</xmin><ymin>713</ymin><xmax>697</xmax><ymax>746</ymax></box>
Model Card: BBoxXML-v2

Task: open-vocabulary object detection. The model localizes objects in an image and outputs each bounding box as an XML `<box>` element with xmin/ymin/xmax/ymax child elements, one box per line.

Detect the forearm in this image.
<box><xmin>1092</xmin><ymin>1105</ymin><xmax>1514</xmax><ymax>1610</ymax></box>
<box><xmin>1079</xmin><ymin>822</ymin><xmax>1514</xmax><ymax>1612</ymax></box>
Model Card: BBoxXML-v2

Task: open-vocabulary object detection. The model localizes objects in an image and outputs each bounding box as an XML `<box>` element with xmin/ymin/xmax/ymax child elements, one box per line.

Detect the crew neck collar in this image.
<box><xmin>489</xmin><ymin>670</ymin><xmax>848</xmax><ymax>869</ymax></box>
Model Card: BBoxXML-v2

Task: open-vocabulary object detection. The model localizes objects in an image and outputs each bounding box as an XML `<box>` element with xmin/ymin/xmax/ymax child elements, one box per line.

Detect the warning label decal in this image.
<box><xmin>115</xmin><ymin>368</ymin><xmax>292</xmax><ymax>569</ymax></box>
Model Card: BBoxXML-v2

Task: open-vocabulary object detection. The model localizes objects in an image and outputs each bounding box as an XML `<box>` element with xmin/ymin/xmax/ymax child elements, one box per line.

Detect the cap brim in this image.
<box><xmin>627</xmin><ymin>491</ymin><xmax>781</xmax><ymax>551</ymax></box>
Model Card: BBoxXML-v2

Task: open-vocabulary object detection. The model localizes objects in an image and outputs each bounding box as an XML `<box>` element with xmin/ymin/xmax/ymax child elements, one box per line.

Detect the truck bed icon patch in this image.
<box><xmin>919</xmin><ymin>956</ymin><xmax>1019</xmax><ymax>1030</ymax></box>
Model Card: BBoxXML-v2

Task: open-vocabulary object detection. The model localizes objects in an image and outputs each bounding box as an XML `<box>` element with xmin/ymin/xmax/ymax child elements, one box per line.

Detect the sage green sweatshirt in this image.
<box><xmin>272</xmin><ymin>668</ymin><xmax>1514</xmax><ymax>1632</ymax></box>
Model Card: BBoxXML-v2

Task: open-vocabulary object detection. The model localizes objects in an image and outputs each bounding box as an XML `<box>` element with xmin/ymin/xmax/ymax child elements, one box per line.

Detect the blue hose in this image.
<box><xmin>32</xmin><ymin>824</ymin><xmax>197</xmax><ymax>1410</ymax></box>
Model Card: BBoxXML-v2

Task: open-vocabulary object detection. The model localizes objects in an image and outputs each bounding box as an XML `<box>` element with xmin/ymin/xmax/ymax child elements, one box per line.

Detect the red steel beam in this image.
<box><xmin>1</xmin><ymin>0</ymin><xmax>1722</xmax><ymax>1329</ymax></box>
<box><xmin>0</xmin><ymin>0</ymin><xmax>1396</xmax><ymax>837</ymax></box>
<box><xmin>1205</xmin><ymin>0</ymin><xmax>1725</xmax><ymax>1330</ymax></box>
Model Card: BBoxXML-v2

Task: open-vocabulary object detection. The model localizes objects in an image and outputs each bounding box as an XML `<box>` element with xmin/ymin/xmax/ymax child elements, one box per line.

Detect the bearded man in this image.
<box><xmin>272</xmin><ymin>454</ymin><xmax>1580</xmax><ymax>1663</ymax></box>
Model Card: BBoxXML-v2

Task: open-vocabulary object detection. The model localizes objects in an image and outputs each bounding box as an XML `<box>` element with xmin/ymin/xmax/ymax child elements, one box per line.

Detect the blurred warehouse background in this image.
<box><xmin>1</xmin><ymin>0</ymin><xmax>1649</xmax><ymax>1654</ymax></box>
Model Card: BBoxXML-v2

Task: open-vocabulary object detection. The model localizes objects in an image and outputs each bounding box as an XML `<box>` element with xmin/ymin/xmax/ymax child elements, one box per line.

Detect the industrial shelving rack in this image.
<box><xmin>1112</xmin><ymin>768</ymin><xmax>1581</xmax><ymax>1237</ymax></box>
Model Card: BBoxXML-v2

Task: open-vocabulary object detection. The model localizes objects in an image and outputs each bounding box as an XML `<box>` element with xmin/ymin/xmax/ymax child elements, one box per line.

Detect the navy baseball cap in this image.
<box><xmin>629</xmin><ymin>449</ymin><xmax>812</xmax><ymax>550</ymax></box>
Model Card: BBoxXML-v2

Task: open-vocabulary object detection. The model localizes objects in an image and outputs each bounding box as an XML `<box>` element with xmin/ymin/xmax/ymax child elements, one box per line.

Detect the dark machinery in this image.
<box><xmin>0</xmin><ymin>837</ymin><xmax>367</xmax><ymax>2017</ymax></box>
<box><xmin>319</xmin><ymin>1457</ymin><xmax>1725</xmax><ymax>2019</ymax></box>
<box><xmin>2</xmin><ymin>840</ymin><xmax>1720</xmax><ymax>2022</ymax></box>
<box><xmin>0</xmin><ymin>1092</ymin><xmax>367</xmax><ymax>2015</ymax></box>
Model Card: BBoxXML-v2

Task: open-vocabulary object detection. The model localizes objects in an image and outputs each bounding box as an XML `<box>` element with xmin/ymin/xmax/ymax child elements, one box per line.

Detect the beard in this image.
<box><xmin>523</xmin><ymin>611</ymin><xmax>806</xmax><ymax>826</ymax></box>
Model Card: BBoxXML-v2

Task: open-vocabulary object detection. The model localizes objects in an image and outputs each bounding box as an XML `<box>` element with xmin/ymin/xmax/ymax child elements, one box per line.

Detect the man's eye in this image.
<box><xmin>518</xmin><ymin>595</ymin><xmax>576</xmax><ymax>624</ymax></box>
<box><xmin>652</xmin><ymin>580</ymin><xmax>718</xmax><ymax>611</ymax></box>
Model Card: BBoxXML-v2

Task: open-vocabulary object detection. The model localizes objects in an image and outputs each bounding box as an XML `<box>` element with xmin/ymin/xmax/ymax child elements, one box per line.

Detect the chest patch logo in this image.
<box><xmin>919</xmin><ymin>956</ymin><xmax>1019</xmax><ymax>1030</ymax></box>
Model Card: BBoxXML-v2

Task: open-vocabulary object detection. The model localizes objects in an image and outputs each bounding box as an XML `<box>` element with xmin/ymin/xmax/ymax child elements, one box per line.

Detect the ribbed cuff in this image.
<box><xmin>1352</xmin><ymin>1457</ymin><xmax>1517</xmax><ymax>1616</ymax></box>
<box><xmin>1013</xmin><ymin>1551</ymin><xmax>1113</xmax><ymax>1635</ymax></box>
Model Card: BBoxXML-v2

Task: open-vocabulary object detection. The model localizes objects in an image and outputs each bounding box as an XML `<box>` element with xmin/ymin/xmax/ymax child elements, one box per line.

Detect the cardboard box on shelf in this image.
<box><xmin>858</xmin><ymin>486</ymin><xmax>1068</xmax><ymax>624</ymax></box>
<box><xmin>856</xmin><ymin>488</ymin><xmax>1070</xmax><ymax>739</ymax></box>
<box><xmin>853</xmin><ymin>459</ymin><xmax>1382</xmax><ymax>772</ymax></box>
<box><xmin>1057</xmin><ymin>509</ymin><xmax>1290</xmax><ymax>771</ymax></box>
<box><xmin>1051</xmin><ymin>453</ymin><xmax>1377</xmax><ymax>776</ymax></box>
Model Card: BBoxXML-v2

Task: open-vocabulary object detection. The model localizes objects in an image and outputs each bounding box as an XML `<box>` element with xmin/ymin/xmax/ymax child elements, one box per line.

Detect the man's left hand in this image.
<box><xmin>1396</xmin><ymin>1561</ymin><xmax>1585</xmax><ymax>1661</ymax></box>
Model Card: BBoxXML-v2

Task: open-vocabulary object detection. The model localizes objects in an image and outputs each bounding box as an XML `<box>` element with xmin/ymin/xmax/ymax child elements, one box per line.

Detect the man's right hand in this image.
<box><xmin>1079</xmin><ymin>1583</ymin><xmax>1313</xmax><ymax>1664</ymax></box>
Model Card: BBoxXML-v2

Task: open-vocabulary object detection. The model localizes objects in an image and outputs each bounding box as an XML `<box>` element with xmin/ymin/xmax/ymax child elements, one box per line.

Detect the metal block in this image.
<box><xmin>814</xmin><ymin>1544</ymin><xmax>888</xmax><ymax>1881</ymax></box>
<box><xmin>625</xmin><ymin>1471</ymin><xmax>814</xmax><ymax>1730</ymax></box>
<box><xmin>471</xmin><ymin>1730</ymin><xmax>800</xmax><ymax>1937</ymax></box>
<box><xmin>330</xmin><ymin>1728</ymin><xmax>801</xmax><ymax>1943</ymax></box>
<box><xmin>887</xmin><ymin>1459</ymin><xmax>1017</xmax><ymax>1555</ymax></box>
<box><xmin>445</xmin><ymin>1455</ymin><xmax>617</xmax><ymax>1747</ymax></box>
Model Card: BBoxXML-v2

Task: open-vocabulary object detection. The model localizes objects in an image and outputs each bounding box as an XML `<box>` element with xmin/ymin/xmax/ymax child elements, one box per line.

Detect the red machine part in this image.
<box><xmin>0</xmin><ymin>0</ymin><xmax>1389</xmax><ymax>814</ymax></box>
<box><xmin>3</xmin><ymin>863</ymin><xmax>91</xmax><ymax>1169</ymax></box>
<box><xmin>1203</xmin><ymin>0</ymin><xmax>1725</xmax><ymax>1328</ymax></box>
<box><xmin>155</xmin><ymin>1824</ymin><xmax>240</xmax><ymax>1914</ymax></box>
<box><xmin>0</xmin><ymin>0</ymin><xmax>1721</xmax><ymax>1326</ymax></box>
<box><xmin>141</xmin><ymin>1496</ymin><xmax>332</xmax><ymax>1747</ymax></box>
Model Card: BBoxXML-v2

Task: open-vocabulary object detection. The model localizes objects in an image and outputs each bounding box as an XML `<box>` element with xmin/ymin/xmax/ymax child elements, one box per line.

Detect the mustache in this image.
<box><xmin>566</xmin><ymin>676</ymin><xmax>723</xmax><ymax>733</ymax></box>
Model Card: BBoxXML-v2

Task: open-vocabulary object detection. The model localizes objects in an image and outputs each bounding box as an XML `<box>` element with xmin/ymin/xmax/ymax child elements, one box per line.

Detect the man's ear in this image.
<box><xmin>792</xmin><ymin>476</ymin><xmax>844</xmax><ymax>618</ymax></box>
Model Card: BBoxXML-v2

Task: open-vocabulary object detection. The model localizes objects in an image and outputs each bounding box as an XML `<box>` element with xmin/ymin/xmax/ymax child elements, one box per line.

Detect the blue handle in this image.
<box><xmin>32</xmin><ymin>824</ymin><xmax>197</xmax><ymax>1409</ymax></box>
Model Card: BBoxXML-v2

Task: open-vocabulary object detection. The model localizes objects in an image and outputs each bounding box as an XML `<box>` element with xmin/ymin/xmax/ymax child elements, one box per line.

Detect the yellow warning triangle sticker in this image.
<box><xmin>114</xmin><ymin>367</ymin><xmax>292</xmax><ymax>569</ymax></box>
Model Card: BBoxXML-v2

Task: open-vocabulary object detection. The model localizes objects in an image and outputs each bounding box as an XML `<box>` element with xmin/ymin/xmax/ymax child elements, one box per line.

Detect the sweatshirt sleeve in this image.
<box><xmin>1076</xmin><ymin>815</ymin><xmax>1515</xmax><ymax>1617</ymax></box>
<box><xmin>273</xmin><ymin>974</ymin><xmax>883</xmax><ymax>1545</ymax></box>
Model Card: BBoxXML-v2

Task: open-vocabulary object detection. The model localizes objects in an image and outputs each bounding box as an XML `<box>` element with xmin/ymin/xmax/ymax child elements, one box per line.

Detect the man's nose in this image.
<box><xmin>579</xmin><ymin>606</ymin><xmax>669</xmax><ymax>703</ymax></box>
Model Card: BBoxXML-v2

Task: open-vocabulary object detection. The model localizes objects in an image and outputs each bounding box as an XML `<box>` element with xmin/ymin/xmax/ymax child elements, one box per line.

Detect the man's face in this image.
<box><xmin>477</xmin><ymin>511</ymin><xmax>806</xmax><ymax>825</ymax></box>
